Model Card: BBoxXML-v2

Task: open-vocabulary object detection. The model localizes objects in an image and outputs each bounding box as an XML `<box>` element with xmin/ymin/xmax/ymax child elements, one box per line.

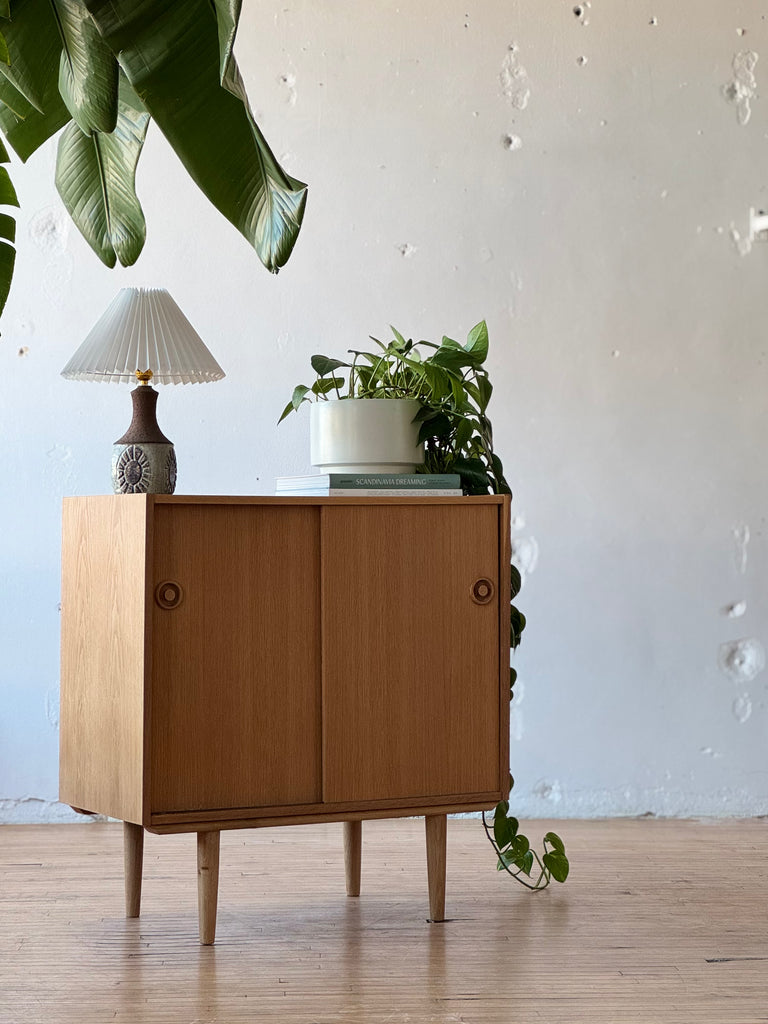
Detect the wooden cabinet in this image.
<box><xmin>60</xmin><ymin>495</ymin><xmax>510</xmax><ymax>942</ymax></box>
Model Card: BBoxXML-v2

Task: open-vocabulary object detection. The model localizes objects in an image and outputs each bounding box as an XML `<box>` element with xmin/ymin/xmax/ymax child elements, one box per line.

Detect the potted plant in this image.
<box><xmin>281</xmin><ymin>320</ymin><xmax>570</xmax><ymax>889</ymax></box>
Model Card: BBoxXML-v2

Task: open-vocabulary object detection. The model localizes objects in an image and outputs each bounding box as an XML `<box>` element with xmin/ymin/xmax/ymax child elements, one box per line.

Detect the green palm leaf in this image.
<box><xmin>85</xmin><ymin>0</ymin><xmax>307</xmax><ymax>273</ymax></box>
<box><xmin>0</xmin><ymin>0</ymin><xmax>68</xmax><ymax>161</ymax></box>
<box><xmin>210</xmin><ymin>0</ymin><xmax>241</xmax><ymax>84</ymax></box>
<box><xmin>0</xmin><ymin>0</ymin><xmax>57</xmax><ymax>112</ymax></box>
<box><xmin>55</xmin><ymin>74</ymin><xmax>149</xmax><ymax>267</ymax></box>
<box><xmin>50</xmin><ymin>0</ymin><xmax>118</xmax><ymax>135</ymax></box>
<box><xmin>0</xmin><ymin>135</ymin><xmax>17</xmax><ymax>319</ymax></box>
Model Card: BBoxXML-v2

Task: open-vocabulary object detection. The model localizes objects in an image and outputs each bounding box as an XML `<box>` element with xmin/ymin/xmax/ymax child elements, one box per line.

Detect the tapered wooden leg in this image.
<box><xmin>123</xmin><ymin>821</ymin><xmax>144</xmax><ymax>918</ymax></box>
<box><xmin>425</xmin><ymin>814</ymin><xmax>447</xmax><ymax>922</ymax></box>
<box><xmin>344</xmin><ymin>820</ymin><xmax>362</xmax><ymax>896</ymax></box>
<box><xmin>197</xmin><ymin>830</ymin><xmax>221</xmax><ymax>946</ymax></box>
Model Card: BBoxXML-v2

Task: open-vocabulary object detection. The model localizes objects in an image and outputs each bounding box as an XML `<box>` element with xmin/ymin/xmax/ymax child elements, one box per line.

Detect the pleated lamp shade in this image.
<box><xmin>61</xmin><ymin>287</ymin><xmax>225</xmax><ymax>385</ymax></box>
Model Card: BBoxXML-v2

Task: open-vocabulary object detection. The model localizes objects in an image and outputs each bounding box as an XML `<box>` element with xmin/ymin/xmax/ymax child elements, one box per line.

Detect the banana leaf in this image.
<box><xmin>0</xmin><ymin>0</ymin><xmax>68</xmax><ymax>161</ymax></box>
<box><xmin>0</xmin><ymin>137</ymin><xmax>17</xmax><ymax>318</ymax></box>
<box><xmin>84</xmin><ymin>0</ymin><xmax>307</xmax><ymax>273</ymax></box>
<box><xmin>51</xmin><ymin>0</ymin><xmax>118</xmax><ymax>135</ymax></box>
<box><xmin>210</xmin><ymin>0</ymin><xmax>241</xmax><ymax>84</ymax></box>
<box><xmin>55</xmin><ymin>74</ymin><xmax>149</xmax><ymax>267</ymax></box>
<box><xmin>0</xmin><ymin>0</ymin><xmax>58</xmax><ymax>112</ymax></box>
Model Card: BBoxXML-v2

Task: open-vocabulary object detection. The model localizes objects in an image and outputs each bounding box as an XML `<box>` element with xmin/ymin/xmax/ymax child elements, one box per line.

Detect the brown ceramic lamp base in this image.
<box><xmin>111</xmin><ymin>384</ymin><xmax>177</xmax><ymax>494</ymax></box>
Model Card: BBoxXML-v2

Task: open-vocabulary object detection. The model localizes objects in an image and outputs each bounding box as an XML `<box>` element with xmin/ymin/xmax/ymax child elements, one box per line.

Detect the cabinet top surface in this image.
<box><xmin>63</xmin><ymin>494</ymin><xmax>509</xmax><ymax>507</ymax></box>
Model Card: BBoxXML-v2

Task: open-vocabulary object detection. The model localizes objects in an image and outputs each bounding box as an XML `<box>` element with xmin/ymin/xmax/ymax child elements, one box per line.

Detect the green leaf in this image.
<box><xmin>452</xmin><ymin>456</ymin><xmax>490</xmax><ymax>494</ymax></box>
<box><xmin>465</xmin><ymin>320</ymin><xmax>489</xmax><ymax>363</ymax></box>
<box><xmin>0</xmin><ymin>2</ymin><xmax>9</xmax><ymax>20</ymax></box>
<box><xmin>510</xmin><ymin>564</ymin><xmax>522</xmax><ymax>600</ymax></box>
<box><xmin>510</xmin><ymin>605</ymin><xmax>526</xmax><ymax>649</ymax></box>
<box><xmin>543</xmin><ymin>850</ymin><xmax>570</xmax><ymax>883</ymax></box>
<box><xmin>517</xmin><ymin>850</ymin><xmax>534</xmax><ymax>876</ymax></box>
<box><xmin>544</xmin><ymin>831</ymin><xmax>566</xmax><ymax>855</ymax></box>
<box><xmin>278</xmin><ymin>384</ymin><xmax>310</xmax><ymax>422</ymax></box>
<box><xmin>209</xmin><ymin>0</ymin><xmax>241</xmax><ymax>85</ymax></box>
<box><xmin>0</xmin><ymin>164</ymin><xmax>18</xmax><ymax>206</ymax></box>
<box><xmin>311</xmin><ymin>377</ymin><xmax>343</xmax><ymax>396</ymax></box>
<box><xmin>493</xmin><ymin>806</ymin><xmax>517</xmax><ymax>849</ymax></box>
<box><xmin>52</xmin><ymin>0</ymin><xmax>119</xmax><ymax>134</ymax></box>
<box><xmin>55</xmin><ymin>74</ymin><xmax>149</xmax><ymax>267</ymax></box>
<box><xmin>476</xmin><ymin>374</ymin><xmax>493</xmax><ymax>412</ymax></box>
<box><xmin>0</xmin><ymin>30</ymin><xmax>9</xmax><ymax>67</ymax></box>
<box><xmin>0</xmin><ymin>75</ymin><xmax>35</xmax><ymax>118</ymax></box>
<box><xmin>0</xmin><ymin>0</ymin><xmax>69</xmax><ymax>161</ymax></box>
<box><xmin>0</xmin><ymin>211</ymin><xmax>15</xmax><ymax>241</ymax></box>
<box><xmin>311</xmin><ymin>354</ymin><xmax>350</xmax><ymax>376</ymax></box>
<box><xmin>510</xmin><ymin>833</ymin><xmax>529</xmax><ymax>859</ymax></box>
<box><xmin>0</xmin><ymin>0</ymin><xmax>55</xmax><ymax>111</ymax></box>
<box><xmin>0</xmin><ymin>237</ymin><xmax>15</xmax><ymax>318</ymax></box>
<box><xmin>290</xmin><ymin>384</ymin><xmax>310</xmax><ymax>409</ymax></box>
<box><xmin>389</xmin><ymin>324</ymin><xmax>407</xmax><ymax>347</ymax></box>
<box><xmin>417</xmin><ymin>411</ymin><xmax>452</xmax><ymax>444</ymax></box>
<box><xmin>509</xmin><ymin>666</ymin><xmax>517</xmax><ymax>692</ymax></box>
<box><xmin>85</xmin><ymin>0</ymin><xmax>307</xmax><ymax>274</ymax></box>
<box><xmin>431</xmin><ymin>346</ymin><xmax>473</xmax><ymax>373</ymax></box>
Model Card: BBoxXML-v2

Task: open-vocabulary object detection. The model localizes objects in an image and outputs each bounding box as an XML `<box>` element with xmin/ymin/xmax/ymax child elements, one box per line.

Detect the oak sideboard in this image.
<box><xmin>59</xmin><ymin>494</ymin><xmax>510</xmax><ymax>943</ymax></box>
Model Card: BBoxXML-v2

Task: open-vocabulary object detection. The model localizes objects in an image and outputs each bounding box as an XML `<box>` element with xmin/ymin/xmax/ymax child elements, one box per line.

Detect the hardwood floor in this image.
<box><xmin>1</xmin><ymin>818</ymin><xmax>766</xmax><ymax>1023</ymax></box>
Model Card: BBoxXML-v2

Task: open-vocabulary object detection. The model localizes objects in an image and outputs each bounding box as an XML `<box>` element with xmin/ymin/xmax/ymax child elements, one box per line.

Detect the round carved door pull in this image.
<box><xmin>471</xmin><ymin>578</ymin><xmax>494</xmax><ymax>604</ymax></box>
<box><xmin>155</xmin><ymin>580</ymin><xmax>183</xmax><ymax>609</ymax></box>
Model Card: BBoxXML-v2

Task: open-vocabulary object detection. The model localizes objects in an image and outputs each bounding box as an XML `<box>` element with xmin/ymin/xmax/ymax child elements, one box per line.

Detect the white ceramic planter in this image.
<box><xmin>310</xmin><ymin>398</ymin><xmax>424</xmax><ymax>474</ymax></box>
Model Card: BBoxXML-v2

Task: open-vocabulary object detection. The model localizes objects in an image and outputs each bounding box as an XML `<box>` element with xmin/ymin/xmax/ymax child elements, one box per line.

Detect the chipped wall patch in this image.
<box><xmin>29</xmin><ymin>206</ymin><xmax>69</xmax><ymax>256</ymax></box>
<box><xmin>45</xmin><ymin>686</ymin><xmax>60</xmax><ymax>728</ymax></box>
<box><xmin>500</xmin><ymin>44</ymin><xmax>530</xmax><ymax>109</ymax></box>
<box><xmin>573</xmin><ymin>3</ymin><xmax>590</xmax><ymax>26</ymax></box>
<box><xmin>396</xmin><ymin>242</ymin><xmax>417</xmax><ymax>258</ymax></box>
<box><xmin>730</xmin><ymin>223</ymin><xmax>752</xmax><ymax>256</ymax></box>
<box><xmin>510</xmin><ymin>708</ymin><xmax>524</xmax><ymax>741</ymax></box>
<box><xmin>732</xmin><ymin>694</ymin><xmax>753</xmax><ymax>724</ymax></box>
<box><xmin>502</xmin><ymin>133</ymin><xmax>522</xmax><ymax>151</ymax></box>
<box><xmin>733</xmin><ymin>523</ymin><xmax>750</xmax><ymax>574</ymax></box>
<box><xmin>718</xmin><ymin>638</ymin><xmax>765</xmax><ymax>684</ymax></box>
<box><xmin>278</xmin><ymin>71</ymin><xmax>297</xmax><ymax>106</ymax></box>
<box><xmin>511</xmin><ymin>535</ymin><xmax>539</xmax><ymax>578</ymax></box>
<box><xmin>722</xmin><ymin>51</ymin><xmax>758</xmax><ymax>126</ymax></box>
<box><xmin>721</xmin><ymin>600</ymin><xmax>747</xmax><ymax>618</ymax></box>
<box><xmin>532</xmin><ymin>779</ymin><xmax>562</xmax><ymax>803</ymax></box>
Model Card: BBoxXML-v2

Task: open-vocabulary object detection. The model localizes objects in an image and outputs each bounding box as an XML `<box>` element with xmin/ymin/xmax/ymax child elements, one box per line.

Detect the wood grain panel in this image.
<box><xmin>59</xmin><ymin>495</ymin><xmax>150</xmax><ymax>823</ymax></box>
<box><xmin>149</xmin><ymin>504</ymin><xmax>321</xmax><ymax>813</ymax></box>
<box><xmin>322</xmin><ymin>503</ymin><xmax>501</xmax><ymax>803</ymax></box>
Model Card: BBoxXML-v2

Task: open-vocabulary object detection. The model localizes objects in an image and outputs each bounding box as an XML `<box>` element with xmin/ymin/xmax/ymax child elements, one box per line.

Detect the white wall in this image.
<box><xmin>1</xmin><ymin>0</ymin><xmax>767</xmax><ymax>822</ymax></box>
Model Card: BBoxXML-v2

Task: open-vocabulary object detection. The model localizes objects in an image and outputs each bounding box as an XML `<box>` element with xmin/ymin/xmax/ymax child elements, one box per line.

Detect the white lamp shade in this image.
<box><xmin>61</xmin><ymin>287</ymin><xmax>225</xmax><ymax>384</ymax></box>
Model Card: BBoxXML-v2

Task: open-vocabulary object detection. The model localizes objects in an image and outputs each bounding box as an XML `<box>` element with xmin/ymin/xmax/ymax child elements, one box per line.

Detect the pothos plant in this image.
<box><xmin>281</xmin><ymin>320</ymin><xmax>570</xmax><ymax>890</ymax></box>
<box><xmin>0</xmin><ymin>0</ymin><xmax>307</xmax><ymax>321</ymax></box>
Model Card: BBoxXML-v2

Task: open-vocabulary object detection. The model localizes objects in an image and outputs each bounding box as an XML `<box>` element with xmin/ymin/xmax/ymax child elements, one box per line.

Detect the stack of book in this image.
<box><xmin>275</xmin><ymin>473</ymin><xmax>463</xmax><ymax>496</ymax></box>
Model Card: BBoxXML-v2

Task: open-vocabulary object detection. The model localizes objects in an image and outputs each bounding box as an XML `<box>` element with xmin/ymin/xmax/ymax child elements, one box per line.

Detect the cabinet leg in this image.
<box><xmin>343</xmin><ymin>820</ymin><xmax>362</xmax><ymax>896</ymax></box>
<box><xmin>197</xmin><ymin>830</ymin><xmax>221</xmax><ymax>945</ymax></box>
<box><xmin>425</xmin><ymin>814</ymin><xmax>447</xmax><ymax>922</ymax></box>
<box><xmin>123</xmin><ymin>821</ymin><xmax>144</xmax><ymax>918</ymax></box>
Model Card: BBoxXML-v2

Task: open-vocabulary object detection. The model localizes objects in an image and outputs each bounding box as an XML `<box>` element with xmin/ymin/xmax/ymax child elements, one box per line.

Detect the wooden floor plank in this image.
<box><xmin>1</xmin><ymin>818</ymin><xmax>766</xmax><ymax>1023</ymax></box>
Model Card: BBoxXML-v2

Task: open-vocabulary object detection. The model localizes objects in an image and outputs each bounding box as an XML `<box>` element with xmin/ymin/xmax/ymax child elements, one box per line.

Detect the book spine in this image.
<box><xmin>275</xmin><ymin>488</ymin><xmax>464</xmax><ymax>497</ymax></box>
<box><xmin>329</xmin><ymin>488</ymin><xmax>463</xmax><ymax>496</ymax></box>
<box><xmin>329</xmin><ymin>475</ymin><xmax>460</xmax><ymax>488</ymax></box>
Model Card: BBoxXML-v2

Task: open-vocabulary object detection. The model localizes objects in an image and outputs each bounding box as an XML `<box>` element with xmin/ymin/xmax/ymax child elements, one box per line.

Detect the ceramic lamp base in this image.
<box><xmin>112</xmin><ymin>442</ymin><xmax>177</xmax><ymax>494</ymax></box>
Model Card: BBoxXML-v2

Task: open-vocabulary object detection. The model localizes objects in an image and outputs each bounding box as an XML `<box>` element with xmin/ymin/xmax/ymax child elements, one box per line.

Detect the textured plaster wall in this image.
<box><xmin>1</xmin><ymin>0</ymin><xmax>767</xmax><ymax>822</ymax></box>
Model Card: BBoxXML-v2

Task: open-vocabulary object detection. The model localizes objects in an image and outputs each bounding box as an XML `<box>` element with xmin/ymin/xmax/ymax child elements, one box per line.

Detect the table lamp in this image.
<box><xmin>61</xmin><ymin>287</ymin><xmax>225</xmax><ymax>494</ymax></box>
